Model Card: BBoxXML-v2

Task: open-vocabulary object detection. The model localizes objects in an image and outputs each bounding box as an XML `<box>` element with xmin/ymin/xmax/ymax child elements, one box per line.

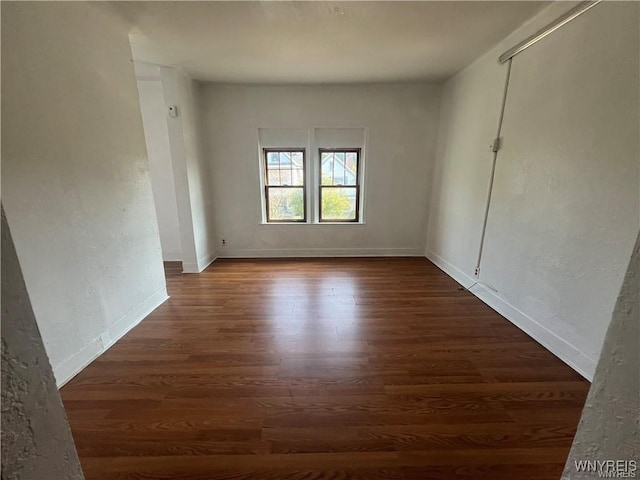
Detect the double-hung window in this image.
<box><xmin>319</xmin><ymin>149</ymin><xmax>360</xmax><ymax>222</ymax></box>
<box><xmin>263</xmin><ymin>149</ymin><xmax>306</xmax><ymax>222</ymax></box>
<box><xmin>261</xmin><ymin>136</ymin><xmax>363</xmax><ymax>224</ymax></box>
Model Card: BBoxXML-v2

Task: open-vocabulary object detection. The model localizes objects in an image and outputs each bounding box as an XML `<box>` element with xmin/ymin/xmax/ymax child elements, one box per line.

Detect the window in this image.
<box><xmin>263</xmin><ymin>149</ymin><xmax>306</xmax><ymax>222</ymax></box>
<box><xmin>259</xmin><ymin>128</ymin><xmax>365</xmax><ymax>224</ymax></box>
<box><xmin>319</xmin><ymin>149</ymin><xmax>360</xmax><ymax>222</ymax></box>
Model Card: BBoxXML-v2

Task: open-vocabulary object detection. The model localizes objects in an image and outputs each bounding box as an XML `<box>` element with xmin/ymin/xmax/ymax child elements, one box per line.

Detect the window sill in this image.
<box><xmin>259</xmin><ymin>222</ymin><xmax>366</xmax><ymax>226</ymax></box>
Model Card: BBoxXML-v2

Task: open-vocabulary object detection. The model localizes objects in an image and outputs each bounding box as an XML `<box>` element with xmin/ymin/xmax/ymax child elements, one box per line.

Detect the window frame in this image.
<box><xmin>263</xmin><ymin>148</ymin><xmax>307</xmax><ymax>223</ymax></box>
<box><xmin>318</xmin><ymin>148</ymin><xmax>361</xmax><ymax>223</ymax></box>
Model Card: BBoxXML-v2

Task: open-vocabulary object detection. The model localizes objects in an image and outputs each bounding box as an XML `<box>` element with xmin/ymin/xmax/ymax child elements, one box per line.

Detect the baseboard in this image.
<box><xmin>54</xmin><ymin>336</ymin><xmax>104</xmax><ymax>389</ymax></box>
<box><xmin>426</xmin><ymin>250</ymin><xmax>477</xmax><ymax>288</ymax></box>
<box><xmin>197</xmin><ymin>250</ymin><xmax>217</xmax><ymax>271</ymax></box>
<box><xmin>54</xmin><ymin>287</ymin><xmax>169</xmax><ymax>387</ymax></box>
<box><xmin>426</xmin><ymin>249</ymin><xmax>596</xmax><ymax>381</ymax></box>
<box><xmin>217</xmin><ymin>247</ymin><xmax>423</xmax><ymax>258</ymax></box>
<box><xmin>162</xmin><ymin>252</ymin><xmax>182</xmax><ymax>262</ymax></box>
<box><xmin>182</xmin><ymin>250</ymin><xmax>217</xmax><ymax>273</ymax></box>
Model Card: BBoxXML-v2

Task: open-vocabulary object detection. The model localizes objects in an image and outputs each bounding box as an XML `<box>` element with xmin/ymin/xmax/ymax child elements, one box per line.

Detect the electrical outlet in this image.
<box><xmin>221</xmin><ymin>239</ymin><xmax>227</xmax><ymax>246</ymax></box>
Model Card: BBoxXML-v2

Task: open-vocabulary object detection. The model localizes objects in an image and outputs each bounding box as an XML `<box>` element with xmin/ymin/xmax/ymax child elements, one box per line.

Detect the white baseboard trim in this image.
<box><xmin>426</xmin><ymin>250</ymin><xmax>477</xmax><ymax>287</ymax></box>
<box><xmin>197</xmin><ymin>250</ymin><xmax>217</xmax><ymax>271</ymax></box>
<box><xmin>181</xmin><ymin>262</ymin><xmax>199</xmax><ymax>273</ymax></box>
<box><xmin>53</xmin><ymin>336</ymin><xmax>104</xmax><ymax>389</ymax></box>
<box><xmin>162</xmin><ymin>252</ymin><xmax>182</xmax><ymax>262</ymax></box>
<box><xmin>426</xmin><ymin>249</ymin><xmax>596</xmax><ymax>381</ymax></box>
<box><xmin>182</xmin><ymin>250</ymin><xmax>217</xmax><ymax>273</ymax></box>
<box><xmin>218</xmin><ymin>247</ymin><xmax>423</xmax><ymax>258</ymax></box>
<box><xmin>54</xmin><ymin>287</ymin><xmax>169</xmax><ymax>387</ymax></box>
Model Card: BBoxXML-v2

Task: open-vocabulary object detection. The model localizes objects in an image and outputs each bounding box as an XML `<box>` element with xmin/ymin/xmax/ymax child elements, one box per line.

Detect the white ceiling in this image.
<box><xmin>114</xmin><ymin>1</ymin><xmax>550</xmax><ymax>84</ymax></box>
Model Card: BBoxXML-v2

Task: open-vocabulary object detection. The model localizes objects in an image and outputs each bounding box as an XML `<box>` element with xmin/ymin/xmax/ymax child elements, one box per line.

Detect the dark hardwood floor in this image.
<box><xmin>61</xmin><ymin>258</ymin><xmax>589</xmax><ymax>479</ymax></box>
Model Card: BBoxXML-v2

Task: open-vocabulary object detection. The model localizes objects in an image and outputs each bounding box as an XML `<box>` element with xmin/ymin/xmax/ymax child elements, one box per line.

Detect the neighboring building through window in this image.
<box><xmin>263</xmin><ymin>149</ymin><xmax>306</xmax><ymax>222</ymax></box>
<box><xmin>259</xmin><ymin>128</ymin><xmax>364</xmax><ymax>224</ymax></box>
<box><xmin>319</xmin><ymin>149</ymin><xmax>360</xmax><ymax>222</ymax></box>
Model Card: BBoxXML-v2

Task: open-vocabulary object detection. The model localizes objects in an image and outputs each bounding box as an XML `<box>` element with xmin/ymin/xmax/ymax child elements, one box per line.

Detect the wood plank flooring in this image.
<box><xmin>61</xmin><ymin>258</ymin><xmax>589</xmax><ymax>479</ymax></box>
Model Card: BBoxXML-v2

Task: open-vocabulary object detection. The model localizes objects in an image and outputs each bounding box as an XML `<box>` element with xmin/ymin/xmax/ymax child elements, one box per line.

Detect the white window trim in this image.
<box><xmin>257</xmin><ymin>126</ymin><xmax>367</xmax><ymax>225</ymax></box>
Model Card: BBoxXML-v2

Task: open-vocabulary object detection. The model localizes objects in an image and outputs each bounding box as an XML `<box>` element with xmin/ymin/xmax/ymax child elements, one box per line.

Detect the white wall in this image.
<box><xmin>161</xmin><ymin>68</ymin><xmax>217</xmax><ymax>272</ymax></box>
<box><xmin>201</xmin><ymin>83</ymin><xmax>441</xmax><ymax>257</ymax></box>
<box><xmin>136</xmin><ymin>66</ymin><xmax>183</xmax><ymax>261</ymax></box>
<box><xmin>427</xmin><ymin>2</ymin><xmax>639</xmax><ymax>379</ymax></box>
<box><xmin>562</xmin><ymin>233</ymin><xmax>639</xmax><ymax>479</ymax></box>
<box><xmin>1</xmin><ymin>2</ymin><xmax>168</xmax><ymax>386</ymax></box>
<box><xmin>2</xmin><ymin>208</ymin><xmax>84</xmax><ymax>480</ymax></box>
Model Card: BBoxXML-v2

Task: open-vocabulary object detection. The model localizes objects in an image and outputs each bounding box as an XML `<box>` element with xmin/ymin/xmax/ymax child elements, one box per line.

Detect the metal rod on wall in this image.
<box><xmin>474</xmin><ymin>57</ymin><xmax>512</xmax><ymax>278</ymax></box>
<box><xmin>475</xmin><ymin>1</ymin><xmax>603</xmax><ymax>278</ymax></box>
<box><xmin>499</xmin><ymin>0</ymin><xmax>602</xmax><ymax>64</ymax></box>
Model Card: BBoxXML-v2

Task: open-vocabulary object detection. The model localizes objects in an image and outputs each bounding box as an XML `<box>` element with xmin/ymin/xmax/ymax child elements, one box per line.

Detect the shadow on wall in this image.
<box><xmin>1</xmin><ymin>207</ymin><xmax>84</xmax><ymax>480</ymax></box>
<box><xmin>562</xmin><ymin>231</ymin><xmax>640</xmax><ymax>479</ymax></box>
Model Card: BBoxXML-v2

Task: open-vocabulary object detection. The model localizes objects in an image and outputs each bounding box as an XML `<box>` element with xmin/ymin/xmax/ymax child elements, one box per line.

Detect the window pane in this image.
<box><xmin>291</xmin><ymin>152</ymin><xmax>303</xmax><ymax>168</ymax></box>
<box><xmin>264</xmin><ymin>150</ymin><xmax>305</xmax><ymax>222</ymax></box>
<box><xmin>267</xmin><ymin>152</ymin><xmax>279</xmax><ymax>167</ymax></box>
<box><xmin>345</xmin><ymin>152</ymin><xmax>358</xmax><ymax>185</ymax></box>
<box><xmin>279</xmin><ymin>152</ymin><xmax>292</xmax><ymax>167</ymax></box>
<box><xmin>334</xmin><ymin>152</ymin><xmax>345</xmax><ymax>185</ymax></box>
<box><xmin>268</xmin><ymin>187</ymin><xmax>304</xmax><ymax>221</ymax></box>
<box><xmin>321</xmin><ymin>152</ymin><xmax>334</xmax><ymax>185</ymax></box>
<box><xmin>335</xmin><ymin>162</ymin><xmax>346</xmax><ymax>185</ymax></box>
<box><xmin>267</xmin><ymin>169</ymin><xmax>281</xmax><ymax>186</ymax></box>
<box><xmin>280</xmin><ymin>168</ymin><xmax>292</xmax><ymax>186</ymax></box>
<box><xmin>292</xmin><ymin>168</ymin><xmax>304</xmax><ymax>186</ymax></box>
<box><xmin>321</xmin><ymin>151</ymin><xmax>358</xmax><ymax>186</ymax></box>
<box><xmin>346</xmin><ymin>152</ymin><xmax>357</xmax><ymax>171</ymax></box>
<box><xmin>321</xmin><ymin>187</ymin><xmax>357</xmax><ymax>221</ymax></box>
<box><xmin>345</xmin><ymin>169</ymin><xmax>356</xmax><ymax>185</ymax></box>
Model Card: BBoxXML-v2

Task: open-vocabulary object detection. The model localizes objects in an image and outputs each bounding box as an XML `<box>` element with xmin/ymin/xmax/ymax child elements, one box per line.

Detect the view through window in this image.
<box><xmin>262</xmin><ymin>147</ymin><xmax>361</xmax><ymax>223</ymax></box>
<box><xmin>320</xmin><ymin>149</ymin><xmax>360</xmax><ymax>222</ymax></box>
<box><xmin>264</xmin><ymin>149</ymin><xmax>306</xmax><ymax>222</ymax></box>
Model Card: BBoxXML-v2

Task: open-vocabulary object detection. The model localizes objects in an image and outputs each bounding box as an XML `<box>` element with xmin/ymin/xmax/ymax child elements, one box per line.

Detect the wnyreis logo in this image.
<box><xmin>574</xmin><ymin>460</ymin><xmax>637</xmax><ymax>478</ymax></box>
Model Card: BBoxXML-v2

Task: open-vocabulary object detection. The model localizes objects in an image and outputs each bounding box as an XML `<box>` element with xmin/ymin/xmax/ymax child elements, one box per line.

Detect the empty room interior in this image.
<box><xmin>2</xmin><ymin>1</ymin><xmax>639</xmax><ymax>479</ymax></box>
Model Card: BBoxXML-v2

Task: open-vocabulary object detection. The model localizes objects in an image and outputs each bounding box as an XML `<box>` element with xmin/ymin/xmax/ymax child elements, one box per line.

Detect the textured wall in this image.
<box><xmin>478</xmin><ymin>1</ymin><xmax>638</xmax><ymax>374</ymax></box>
<box><xmin>1</xmin><ymin>1</ymin><xmax>168</xmax><ymax>385</ymax></box>
<box><xmin>562</xmin><ymin>232</ymin><xmax>640</xmax><ymax>478</ymax></box>
<box><xmin>427</xmin><ymin>1</ymin><xmax>580</xmax><ymax>283</ymax></box>
<box><xmin>1</xmin><ymin>208</ymin><xmax>84</xmax><ymax>480</ymax></box>
<box><xmin>427</xmin><ymin>1</ymin><xmax>639</xmax><ymax>379</ymax></box>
